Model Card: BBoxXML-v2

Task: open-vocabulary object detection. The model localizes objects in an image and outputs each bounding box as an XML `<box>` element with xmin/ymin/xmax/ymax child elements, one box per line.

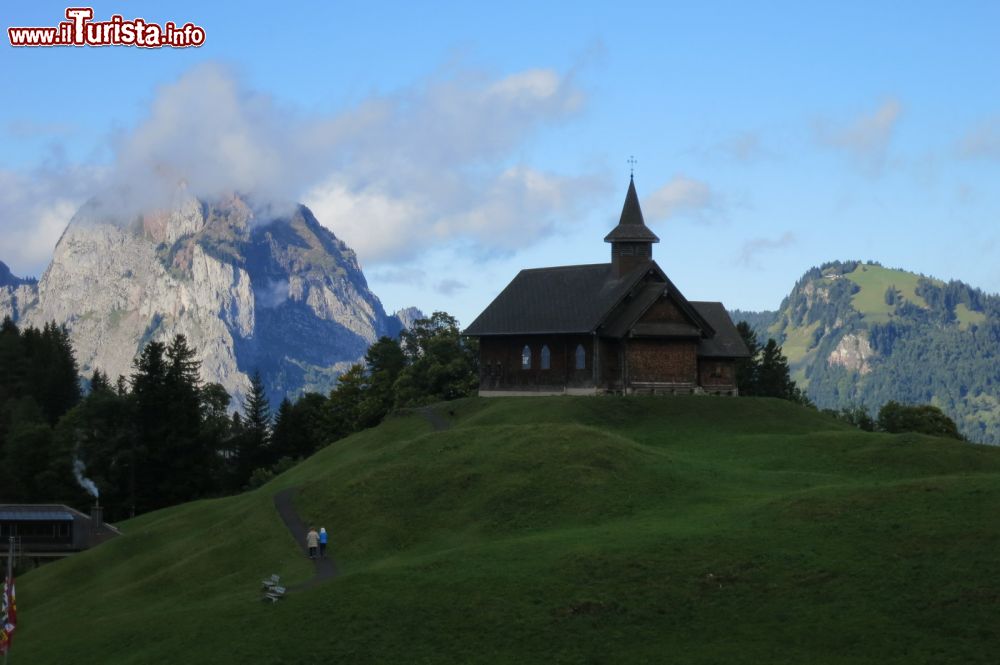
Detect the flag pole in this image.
<box><xmin>2</xmin><ymin>536</ymin><xmax>10</xmax><ymax>665</ymax></box>
<box><xmin>3</xmin><ymin>536</ymin><xmax>11</xmax><ymax>665</ymax></box>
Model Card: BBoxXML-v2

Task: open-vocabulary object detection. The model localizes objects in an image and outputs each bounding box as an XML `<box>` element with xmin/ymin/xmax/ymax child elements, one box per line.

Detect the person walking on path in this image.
<box><xmin>306</xmin><ymin>527</ymin><xmax>319</xmax><ymax>559</ymax></box>
<box><xmin>319</xmin><ymin>527</ymin><xmax>328</xmax><ymax>559</ymax></box>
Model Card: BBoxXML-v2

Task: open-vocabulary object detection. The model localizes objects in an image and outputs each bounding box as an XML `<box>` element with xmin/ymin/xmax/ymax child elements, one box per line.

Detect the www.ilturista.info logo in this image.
<box><xmin>8</xmin><ymin>7</ymin><xmax>205</xmax><ymax>48</ymax></box>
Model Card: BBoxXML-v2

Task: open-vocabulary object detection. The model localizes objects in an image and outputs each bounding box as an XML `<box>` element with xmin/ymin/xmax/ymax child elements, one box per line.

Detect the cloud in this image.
<box><xmin>957</xmin><ymin>119</ymin><xmax>1000</xmax><ymax>159</ymax></box>
<box><xmin>5</xmin><ymin>119</ymin><xmax>76</xmax><ymax>139</ymax></box>
<box><xmin>435</xmin><ymin>278</ymin><xmax>466</xmax><ymax>296</ymax></box>
<box><xmin>643</xmin><ymin>175</ymin><xmax>722</xmax><ymax>223</ymax></box>
<box><xmin>369</xmin><ymin>267</ymin><xmax>427</xmax><ymax>284</ymax></box>
<box><xmin>737</xmin><ymin>231</ymin><xmax>796</xmax><ymax>268</ymax></box>
<box><xmin>6</xmin><ymin>62</ymin><xmax>601</xmax><ymax>268</ymax></box>
<box><xmin>719</xmin><ymin>132</ymin><xmax>775</xmax><ymax>163</ymax></box>
<box><xmin>0</xmin><ymin>164</ymin><xmax>104</xmax><ymax>277</ymax></box>
<box><xmin>816</xmin><ymin>98</ymin><xmax>902</xmax><ymax>173</ymax></box>
<box><xmin>254</xmin><ymin>279</ymin><xmax>290</xmax><ymax>309</ymax></box>
<box><xmin>305</xmin><ymin>163</ymin><xmax>604</xmax><ymax>263</ymax></box>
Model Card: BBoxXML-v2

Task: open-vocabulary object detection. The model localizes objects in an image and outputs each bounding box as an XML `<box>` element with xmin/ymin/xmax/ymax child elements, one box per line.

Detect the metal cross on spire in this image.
<box><xmin>627</xmin><ymin>155</ymin><xmax>637</xmax><ymax>178</ymax></box>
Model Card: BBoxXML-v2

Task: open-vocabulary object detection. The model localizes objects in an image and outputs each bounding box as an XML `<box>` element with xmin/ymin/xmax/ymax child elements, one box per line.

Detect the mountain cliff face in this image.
<box><xmin>0</xmin><ymin>261</ymin><xmax>38</xmax><ymax>322</ymax></box>
<box><xmin>732</xmin><ymin>261</ymin><xmax>1000</xmax><ymax>444</ymax></box>
<box><xmin>1</xmin><ymin>193</ymin><xmax>413</xmax><ymax>405</ymax></box>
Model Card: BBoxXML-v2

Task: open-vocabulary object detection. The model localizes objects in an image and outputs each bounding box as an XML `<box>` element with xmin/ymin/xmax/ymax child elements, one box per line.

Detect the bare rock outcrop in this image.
<box><xmin>7</xmin><ymin>194</ymin><xmax>413</xmax><ymax>404</ymax></box>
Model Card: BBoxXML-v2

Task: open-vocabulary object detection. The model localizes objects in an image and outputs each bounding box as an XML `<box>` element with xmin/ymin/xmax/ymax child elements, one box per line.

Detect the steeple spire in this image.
<box><xmin>604</xmin><ymin>176</ymin><xmax>659</xmax><ymax>244</ymax></box>
<box><xmin>604</xmin><ymin>176</ymin><xmax>659</xmax><ymax>277</ymax></box>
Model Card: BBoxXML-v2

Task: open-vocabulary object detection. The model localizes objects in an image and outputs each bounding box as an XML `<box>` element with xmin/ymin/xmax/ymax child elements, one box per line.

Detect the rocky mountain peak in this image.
<box><xmin>4</xmin><ymin>193</ymin><xmax>418</xmax><ymax>406</ymax></box>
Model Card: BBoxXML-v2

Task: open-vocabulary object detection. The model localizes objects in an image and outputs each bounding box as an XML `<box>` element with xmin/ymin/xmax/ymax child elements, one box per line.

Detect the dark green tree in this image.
<box><xmin>394</xmin><ymin>312</ymin><xmax>478</xmax><ymax>406</ymax></box>
<box><xmin>89</xmin><ymin>369</ymin><xmax>113</xmax><ymax>395</ymax></box>
<box><xmin>358</xmin><ymin>336</ymin><xmax>406</xmax><ymax>427</ymax></box>
<box><xmin>0</xmin><ymin>397</ymin><xmax>84</xmax><ymax>504</ymax></box>
<box><xmin>270</xmin><ymin>394</ymin><xmax>329</xmax><ymax>461</ymax></box>
<box><xmin>129</xmin><ymin>340</ymin><xmax>169</xmax><ymax>513</ymax></box>
<box><xmin>325</xmin><ymin>364</ymin><xmax>367</xmax><ymax>441</ymax></box>
<box><xmin>877</xmin><ymin>401</ymin><xmax>963</xmax><ymax>440</ymax></box>
<box><xmin>54</xmin><ymin>389</ymin><xmax>136</xmax><ymax>520</ymax></box>
<box><xmin>235</xmin><ymin>370</ymin><xmax>272</xmax><ymax>487</ymax></box>
<box><xmin>756</xmin><ymin>339</ymin><xmax>798</xmax><ymax>400</ymax></box>
<box><xmin>161</xmin><ymin>334</ymin><xmax>214</xmax><ymax>503</ymax></box>
<box><xmin>735</xmin><ymin>321</ymin><xmax>760</xmax><ymax>395</ymax></box>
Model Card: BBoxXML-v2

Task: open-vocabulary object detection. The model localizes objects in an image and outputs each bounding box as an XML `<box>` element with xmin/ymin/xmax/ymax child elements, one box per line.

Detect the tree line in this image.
<box><xmin>734</xmin><ymin>319</ymin><xmax>963</xmax><ymax>440</ymax></box>
<box><xmin>0</xmin><ymin>312</ymin><xmax>477</xmax><ymax>521</ymax></box>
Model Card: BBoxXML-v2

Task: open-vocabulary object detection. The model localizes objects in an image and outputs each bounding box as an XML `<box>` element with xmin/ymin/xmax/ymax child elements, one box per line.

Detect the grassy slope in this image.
<box><xmin>15</xmin><ymin>397</ymin><xmax>1000</xmax><ymax>664</ymax></box>
<box><xmin>844</xmin><ymin>263</ymin><xmax>934</xmax><ymax>322</ymax></box>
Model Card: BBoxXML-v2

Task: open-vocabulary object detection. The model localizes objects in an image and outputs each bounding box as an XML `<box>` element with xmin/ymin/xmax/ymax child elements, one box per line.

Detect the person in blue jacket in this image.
<box><xmin>319</xmin><ymin>527</ymin><xmax>328</xmax><ymax>558</ymax></box>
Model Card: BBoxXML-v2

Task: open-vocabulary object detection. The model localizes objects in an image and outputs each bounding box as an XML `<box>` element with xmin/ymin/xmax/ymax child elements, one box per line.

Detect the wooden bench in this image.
<box><xmin>261</xmin><ymin>574</ymin><xmax>286</xmax><ymax>603</ymax></box>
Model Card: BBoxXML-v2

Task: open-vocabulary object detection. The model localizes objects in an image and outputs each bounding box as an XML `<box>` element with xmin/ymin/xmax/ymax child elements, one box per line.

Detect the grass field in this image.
<box><xmin>14</xmin><ymin>396</ymin><xmax>1000</xmax><ymax>664</ymax></box>
<box><xmin>845</xmin><ymin>263</ymin><xmax>936</xmax><ymax>321</ymax></box>
<box><xmin>955</xmin><ymin>303</ymin><xmax>988</xmax><ymax>330</ymax></box>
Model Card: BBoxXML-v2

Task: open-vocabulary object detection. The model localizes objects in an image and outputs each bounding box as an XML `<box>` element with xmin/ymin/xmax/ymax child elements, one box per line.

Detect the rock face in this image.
<box><xmin>0</xmin><ymin>261</ymin><xmax>39</xmax><ymax>322</ymax></box>
<box><xmin>4</xmin><ymin>193</ymin><xmax>414</xmax><ymax>404</ymax></box>
<box><xmin>827</xmin><ymin>332</ymin><xmax>874</xmax><ymax>375</ymax></box>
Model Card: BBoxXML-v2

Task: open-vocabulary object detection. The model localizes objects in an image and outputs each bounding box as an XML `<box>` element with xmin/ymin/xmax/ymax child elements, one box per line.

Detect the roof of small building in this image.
<box><xmin>691</xmin><ymin>302</ymin><xmax>752</xmax><ymax>358</ymax></box>
<box><xmin>0</xmin><ymin>505</ymin><xmax>76</xmax><ymax>521</ymax></box>
<box><xmin>464</xmin><ymin>261</ymin><xmax>651</xmax><ymax>335</ymax></box>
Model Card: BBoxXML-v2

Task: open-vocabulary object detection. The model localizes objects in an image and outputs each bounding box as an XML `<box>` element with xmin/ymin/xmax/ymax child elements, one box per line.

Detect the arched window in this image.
<box><xmin>540</xmin><ymin>345</ymin><xmax>551</xmax><ymax>370</ymax></box>
<box><xmin>575</xmin><ymin>344</ymin><xmax>586</xmax><ymax>370</ymax></box>
<box><xmin>521</xmin><ymin>345</ymin><xmax>531</xmax><ymax>370</ymax></box>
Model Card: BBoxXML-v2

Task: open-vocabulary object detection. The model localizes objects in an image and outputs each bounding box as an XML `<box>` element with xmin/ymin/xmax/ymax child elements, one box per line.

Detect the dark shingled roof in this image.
<box><xmin>598</xmin><ymin>281</ymin><xmax>667</xmax><ymax>338</ymax></box>
<box><xmin>692</xmin><ymin>302</ymin><xmax>752</xmax><ymax>358</ymax></box>
<box><xmin>464</xmin><ymin>261</ymin><xmax>658</xmax><ymax>335</ymax></box>
<box><xmin>604</xmin><ymin>176</ymin><xmax>660</xmax><ymax>244</ymax></box>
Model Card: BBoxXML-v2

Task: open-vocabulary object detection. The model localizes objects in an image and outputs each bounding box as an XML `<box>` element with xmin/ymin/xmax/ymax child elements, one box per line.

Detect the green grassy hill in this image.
<box><xmin>15</xmin><ymin>397</ymin><xmax>1000</xmax><ymax>664</ymax></box>
<box><xmin>747</xmin><ymin>260</ymin><xmax>1000</xmax><ymax>443</ymax></box>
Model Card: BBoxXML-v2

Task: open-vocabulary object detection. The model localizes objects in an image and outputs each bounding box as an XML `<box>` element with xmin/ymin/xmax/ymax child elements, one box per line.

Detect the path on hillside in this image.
<box><xmin>417</xmin><ymin>406</ymin><xmax>452</xmax><ymax>431</ymax></box>
<box><xmin>273</xmin><ymin>488</ymin><xmax>338</xmax><ymax>591</ymax></box>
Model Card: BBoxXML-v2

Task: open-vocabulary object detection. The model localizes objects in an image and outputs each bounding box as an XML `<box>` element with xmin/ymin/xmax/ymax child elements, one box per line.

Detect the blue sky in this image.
<box><xmin>2</xmin><ymin>1</ymin><xmax>999</xmax><ymax>326</ymax></box>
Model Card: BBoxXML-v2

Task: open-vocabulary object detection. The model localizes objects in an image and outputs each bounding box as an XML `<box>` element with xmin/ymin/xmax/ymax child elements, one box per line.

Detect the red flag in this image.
<box><xmin>0</xmin><ymin>575</ymin><xmax>14</xmax><ymax>655</ymax></box>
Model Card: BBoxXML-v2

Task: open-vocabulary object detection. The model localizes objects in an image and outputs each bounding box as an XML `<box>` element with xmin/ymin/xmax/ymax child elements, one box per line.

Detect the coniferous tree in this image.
<box><xmin>200</xmin><ymin>382</ymin><xmax>235</xmax><ymax>489</ymax></box>
<box><xmin>757</xmin><ymin>339</ymin><xmax>797</xmax><ymax>400</ymax></box>
<box><xmin>735</xmin><ymin>321</ymin><xmax>760</xmax><ymax>395</ymax></box>
<box><xmin>162</xmin><ymin>334</ymin><xmax>213</xmax><ymax>503</ymax></box>
<box><xmin>129</xmin><ymin>340</ymin><xmax>169</xmax><ymax>513</ymax></box>
<box><xmin>235</xmin><ymin>370</ymin><xmax>272</xmax><ymax>486</ymax></box>
<box><xmin>272</xmin><ymin>392</ymin><xmax>329</xmax><ymax>460</ymax></box>
<box><xmin>54</xmin><ymin>387</ymin><xmax>136</xmax><ymax>519</ymax></box>
<box><xmin>90</xmin><ymin>368</ymin><xmax>112</xmax><ymax>395</ymax></box>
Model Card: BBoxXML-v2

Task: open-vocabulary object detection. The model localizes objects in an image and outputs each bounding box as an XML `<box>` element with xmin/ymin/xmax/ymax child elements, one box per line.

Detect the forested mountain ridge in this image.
<box><xmin>733</xmin><ymin>261</ymin><xmax>1000</xmax><ymax>443</ymax></box>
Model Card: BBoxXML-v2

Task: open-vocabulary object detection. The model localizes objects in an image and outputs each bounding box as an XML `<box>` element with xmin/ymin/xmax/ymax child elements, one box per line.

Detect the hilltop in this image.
<box><xmin>14</xmin><ymin>396</ymin><xmax>1000</xmax><ymax>664</ymax></box>
<box><xmin>733</xmin><ymin>261</ymin><xmax>1000</xmax><ymax>443</ymax></box>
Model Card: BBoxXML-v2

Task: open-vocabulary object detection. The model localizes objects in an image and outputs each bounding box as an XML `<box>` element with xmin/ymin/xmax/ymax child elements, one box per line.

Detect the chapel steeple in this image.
<box><xmin>604</xmin><ymin>175</ymin><xmax>659</xmax><ymax>277</ymax></box>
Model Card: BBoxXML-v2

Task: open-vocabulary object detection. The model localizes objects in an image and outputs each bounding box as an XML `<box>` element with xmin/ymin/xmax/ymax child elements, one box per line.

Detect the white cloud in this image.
<box><xmin>816</xmin><ymin>98</ymin><xmax>903</xmax><ymax>173</ymax></box>
<box><xmin>435</xmin><ymin>279</ymin><xmax>466</xmax><ymax>296</ymax></box>
<box><xmin>719</xmin><ymin>131</ymin><xmax>775</xmax><ymax>163</ymax></box>
<box><xmin>957</xmin><ymin>119</ymin><xmax>1000</xmax><ymax>159</ymax></box>
<box><xmin>0</xmin><ymin>166</ymin><xmax>103</xmax><ymax>277</ymax></box>
<box><xmin>2</xmin><ymin>62</ymin><xmax>603</xmax><ymax>270</ymax></box>
<box><xmin>369</xmin><ymin>266</ymin><xmax>427</xmax><ymax>285</ymax></box>
<box><xmin>643</xmin><ymin>175</ymin><xmax>721</xmax><ymax>223</ymax></box>
<box><xmin>737</xmin><ymin>231</ymin><xmax>796</xmax><ymax>268</ymax></box>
